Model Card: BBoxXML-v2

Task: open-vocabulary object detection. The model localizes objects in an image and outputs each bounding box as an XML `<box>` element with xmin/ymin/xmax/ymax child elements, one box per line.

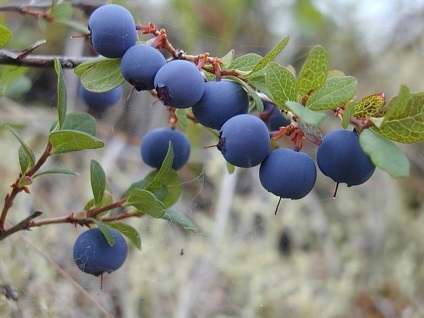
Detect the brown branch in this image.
<box><xmin>0</xmin><ymin>211</ymin><xmax>43</xmax><ymax>241</ymax></box>
<box><xmin>0</xmin><ymin>142</ymin><xmax>52</xmax><ymax>231</ymax></box>
<box><xmin>0</xmin><ymin>49</ymin><xmax>96</xmax><ymax>68</ymax></box>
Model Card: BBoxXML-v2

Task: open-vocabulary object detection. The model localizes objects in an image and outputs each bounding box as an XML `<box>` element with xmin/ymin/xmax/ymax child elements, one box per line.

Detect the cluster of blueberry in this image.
<box><xmin>73</xmin><ymin>4</ymin><xmax>376</xmax><ymax>278</ymax></box>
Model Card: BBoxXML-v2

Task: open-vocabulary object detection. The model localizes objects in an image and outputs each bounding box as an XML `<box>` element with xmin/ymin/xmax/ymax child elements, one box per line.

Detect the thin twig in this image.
<box><xmin>0</xmin><ymin>211</ymin><xmax>43</xmax><ymax>241</ymax></box>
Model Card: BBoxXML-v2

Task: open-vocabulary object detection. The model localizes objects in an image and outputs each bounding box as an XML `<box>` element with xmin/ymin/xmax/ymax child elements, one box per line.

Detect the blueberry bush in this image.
<box><xmin>0</xmin><ymin>1</ymin><xmax>424</xmax><ymax>316</ymax></box>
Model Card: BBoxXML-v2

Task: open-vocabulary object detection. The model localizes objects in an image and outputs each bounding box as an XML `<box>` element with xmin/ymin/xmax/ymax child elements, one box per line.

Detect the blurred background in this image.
<box><xmin>1</xmin><ymin>0</ymin><xmax>424</xmax><ymax>317</ymax></box>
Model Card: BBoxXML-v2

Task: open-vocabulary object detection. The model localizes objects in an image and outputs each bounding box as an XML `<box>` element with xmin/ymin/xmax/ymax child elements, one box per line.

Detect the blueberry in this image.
<box><xmin>217</xmin><ymin>114</ymin><xmax>270</xmax><ymax>168</ymax></box>
<box><xmin>154</xmin><ymin>60</ymin><xmax>205</xmax><ymax>108</ymax></box>
<box><xmin>73</xmin><ymin>228</ymin><xmax>128</xmax><ymax>276</ymax></box>
<box><xmin>120</xmin><ymin>44</ymin><xmax>167</xmax><ymax>91</ymax></box>
<box><xmin>317</xmin><ymin>129</ymin><xmax>376</xmax><ymax>186</ymax></box>
<box><xmin>88</xmin><ymin>4</ymin><xmax>137</xmax><ymax>58</ymax></box>
<box><xmin>192</xmin><ymin>80</ymin><xmax>249</xmax><ymax>130</ymax></box>
<box><xmin>259</xmin><ymin>148</ymin><xmax>316</xmax><ymax>199</ymax></box>
<box><xmin>78</xmin><ymin>84</ymin><xmax>122</xmax><ymax>108</ymax></box>
<box><xmin>141</xmin><ymin>128</ymin><xmax>191</xmax><ymax>170</ymax></box>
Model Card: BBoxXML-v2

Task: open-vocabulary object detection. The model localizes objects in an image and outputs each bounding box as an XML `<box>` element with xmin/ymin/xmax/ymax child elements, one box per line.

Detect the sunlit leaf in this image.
<box><xmin>0</xmin><ymin>24</ymin><xmax>11</xmax><ymax>49</ymax></box>
<box><xmin>297</xmin><ymin>46</ymin><xmax>328</xmax><ymax>96</ymax></box>
<box><xmin>251</xmin><ymin>36</ymin><xmax>290</xmax><ymax>73</ymax></box>
<box><xmin>265</xmin><ymin>62</ymin><xmax>298</xmax><ymax>108</ymax></box>
<box><xmin>306</xmin><ymin>76</ymin><xmax>357</xmax><ymax>111</ymax></box>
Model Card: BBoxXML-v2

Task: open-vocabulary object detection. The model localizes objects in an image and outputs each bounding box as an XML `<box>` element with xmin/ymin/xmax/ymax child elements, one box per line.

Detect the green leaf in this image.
<box><xmin>125</xmin><ymin>189</ymin><xmax>166</xmax><ymax>218</ymax></box>
<box><xmin>265</xmin><ymin>62</ymin><xmax>298</xmax><ymax>107</ymax></box>
<box><xmin>372</xmin><ymin>88</ymin><xmax>424</xmax><ymax>143</ymax></box>
<box><xmin>50</xmin><ymin>2</ymin><xmax>73</xmax><ymax>21</ymax></box>
<box><xmin>342</xmin><ymin>103</ymin><xmax>356</xmax><ymax>129</ymax></box>
<box><xmin>220</xmin><ymin>49</ymin><xmax>235</xmax><ymax>70</ymax></box>
<box><xmin>0</xmin><ymin>24</ymin><xmax>11</xmax><ymax>49</ymax></box>
<box><xmin>62</xmin><ymin>112</ymin><xmax>97</xmax><ymax>136</ymax></box>
<box><xmin>74</xmin><ymin>56</ymin><xmax>109</xmax><ymax>76</ymax></box>
<box><xmin>225</xmin><ymin>75</ymin><xmax>264</xmax><ymax>111</ymax></box>
<box><xmin>359</xmin><ymin>129</ymin><xmax>410</xmax><ymax>178</ymax></box>
<box><xmin>92</xmin><ymin>219</ymin><xmax>115</xmax><ymax>246</ymax></box>
<box><xmin>144</xmin><ymin>169</ymin><xmax>182</xmax><ymax>208</ymax></box>
<box><xmin>80</xmin><ymin>59</ymin><xmax>125</xmax><ymax>93</ymax></box>
<box><xmin>297</xmin><ymin>46</ymin><xmax>328</xmax><ymax>96</ymax></box>
<box><xmin>162</xmin><ymin>210</ymin><xmax>197</xmax><ymax>233</ymax></box>
<box><xmin>49</xmin><ymin>130</ymin><xmax>104</xmax><ymax>154</ymax></box>
<box><xmin>175</xmin><ymin>109</ymin><xmax>189</xmax><ymax>127</ymax></box>
<box><xmin>107</xmin><ymin>222</ymin><xmax>141</xmax><ymax>250</ymax></box>
<box><xmin>144</xmin><ymin>142</ymin><xmax>174</xmax><ymax>192</ymax></box>
<box><xmin>32</xmin><ymin>168</ymin><xmax>79</xmax><ymax>178</ymax></box>
<box><xmin>306</xmin><ymin>76</ymin><xmax>357</xmax><ymax>111</ymax></box>
<box><xmin>383</xmin><ymin>85</ymin><xmax>410</xmax><ymax>122</ymax></box>
<box><xmin>251</xmin><ymin>35</ymin><xmax>290</xmax><ymax>73</ymax></box>
<box><xmin>0</xmin><ymin>66</ymin><xmax>28</xmax><ymax>94</ymax></box>
<box><xmin>54</xmin><ymin>57</ymin><xmax>67</xmax><ymax>129</ymax></box>
<box><xmin>18</xmin><ymin>146</ymin><xmax>31</xmax><ymax>174</ymax></box>
<box><xmin>285</xmin><ymin>101</ymin><xmax>325</xmax><ymax>126</ymax></box>
<box><xmin>5</xmin><ymin>125</ymin><xmax>36</xmax><ymax>168</ymax></box>
<box><xmin>90</xmin><ymin>160</ymin><xmax>106</xmax><ymax>207</ymax></box>
<box><xmin>228</xmin><ymin>53</ymin><xmax>262</xmax><ymax>72</ymax></box>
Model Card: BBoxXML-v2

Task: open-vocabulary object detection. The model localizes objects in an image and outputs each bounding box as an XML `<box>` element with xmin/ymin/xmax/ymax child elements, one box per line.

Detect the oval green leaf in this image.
<box><xmin>92</xmin><ymin>219</ymin><xmax>115</xmax><ymax>246</ymax></box>
<box><xmin>359</xmin><ymin>129</ymin><xmax>410</xmax><ymax>178</ymax></box>
<box><xmin>0</xmin><ymin>24</ymin><xmax>11</xmax><ymax>49</ymax></box>
<box><xmin>265</xmin><ymin>62</ymin><xmax>298</xmax><ymax>108</ymax></box>
<box><xmin>306</xmin><ymin>76</ymin><xmax>357</xmax><ymax>111</ymax></box>
<box><xmin>90</xmin><ymin>160</ymin><xmax>106</xmax><ymax>207</ymax></box>
<box><xmin>125</xmin><ymin>189</ymin><xmax>166</xmax><ymax>218</ymax></box>
<box><xmin>285</xmin><ymin>101</ymin><xmax>325</xmax><ymax>126</ymax></box>
<box><xmin>297</xmin><ymin>45</ymin><xmax>328</xmax><ymax>96</ymax></box>
<box><xmin>162</xmin><ymin>210</ymin><xmax>197</xmax><ymax>233</ymax></box>
<box><xmin>80</xmin><ymin>58</ymin><xmax>125</xmax><ymax>93</ymax></box>
<box><xmin>49</xmin><ymin>130</ymin><xmax>104</xmax><ymax>154</ymax></box>
<box><xmin>107</xmin><ymin>222</ymin><xmax>142</xmax><ymax>250</ymax></box>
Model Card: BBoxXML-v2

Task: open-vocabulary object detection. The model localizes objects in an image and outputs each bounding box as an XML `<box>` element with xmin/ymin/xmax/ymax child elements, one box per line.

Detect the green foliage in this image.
<box><xmin>359</xmin><ymin>129</ymin><xmax>410</xmax><ymax>178</ymax></box>
<box><xmin>372</xmin><ymin>86</ymin><xmax>424</xmax><ymax>143</ymax></box>
<box><xmin>49</xmin><ymin>130</ymin><xmax>104</xmax><ymax>154</ymax></box>
<box><xmin>0</xmin><ymin>24</ymin><xmax>11</xmax><ymax>49</ymax></box>
<box><xmin>228</xmin><ymin>53</ymin><xmax>262</xmax><ymax>72</ymax></box>
<box><xmin>125</xmin><ymin>189</ymin><xmax>166</xmax><ymax>218</ymax></box>
<box><xmin>306</xmin><ymin>76</ymin><xmax>357</xmax><ymax>111</ymax></box>
<box><xmin>54</xmin><ymin>58</ymin><xmax>67</xmax><ymax>130</ymax></box>
<box><xmin>297</xmin><ymin>45</ymin><xmax>328</xmax><ymax>96</ymax></box>
<box><xmin>90</xmin><ymin>160</ymin><xmax>107</xmax><ymax>208</ymax></box>
<box><xmin>162</xmin><ymin>210</ymin><xmax>197</xmax><ymax>233</ymax></box>
<box><xmin>80</xmin><ymin>59</ymin><xmax>125</xmax><ymax>93</ymax></box>
<box><xmin>251</xmin><ymin>36</ymin><xmax>290</xmax><ymax>73</ymax></box>
<box><xmin>107</xmin><ymin>222</ymin><xmax>142</xmax><ymax>250</ymax></box>
<box><xmin>265</xmin><ymin>62</ymin><xmax>298</xmax><ymax>107</ymax></box>
<box><xmin>93</xmin><ymin>219</ymin><xmax>116</xmax><ymax>246</ymax></box>
<box><xmin>285</xmin><ymin>101</ymin><xmax>325</xmax><ymax>126</ymax></box>
<box><xmin>5</xmin><ymin>125</ymin><xmax>36</xmax><ymax>172</ymax></box>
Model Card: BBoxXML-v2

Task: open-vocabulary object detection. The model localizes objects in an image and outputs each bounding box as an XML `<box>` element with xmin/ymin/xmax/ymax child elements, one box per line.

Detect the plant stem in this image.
<box><xmin>0</xmin><ymin>142</ymin><xmax>52</xmax><ymax>232</ymax></box>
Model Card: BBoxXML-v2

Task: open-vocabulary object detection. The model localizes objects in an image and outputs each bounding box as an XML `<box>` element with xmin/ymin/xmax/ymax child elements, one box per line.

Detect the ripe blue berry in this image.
<box><xmin>218</xmin><ymin>114</ymin><xmax>270</xmax><ymax>168</ymax></box>
<box><xmin>192</xmin><ymin>80</ymin><xmax>249</xmax><ymax>130</ymax></box>
<box><xmin>88</xmin><ymin>4</ymin><xmax>137</xmax><ymax>58</ymax></box>
<box><xmin>120</xmin><ymin>44</ymin><xmax>167</xmax><ymax>91</ymax></box>
<box><xmin>78</xmin><ymin>84</ymin><xmax>122</xmax><ymax>108</ymax></box>
<box><xmin>317</xmin><ymin>129</ymin><xmax>376</xmax><ymax>186</ymax></box>
<box><xmin>154</xmin><ymin>60</ymin><xmax>205</xmax><ymax>108</ymax></box>
<box><xmin>141</xmin><ymin>128</ymin><xmax>191</xmax><ymax>170</ymax></box>
<box><xmin>73</xmin><ymin>228</ymin><xmax>128</xmax><ymax>276</ymax></box>
<box><xmin>259</xmin><ymin>148</ymin><xmax>317</xmax><ymax>199</ymax></box>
